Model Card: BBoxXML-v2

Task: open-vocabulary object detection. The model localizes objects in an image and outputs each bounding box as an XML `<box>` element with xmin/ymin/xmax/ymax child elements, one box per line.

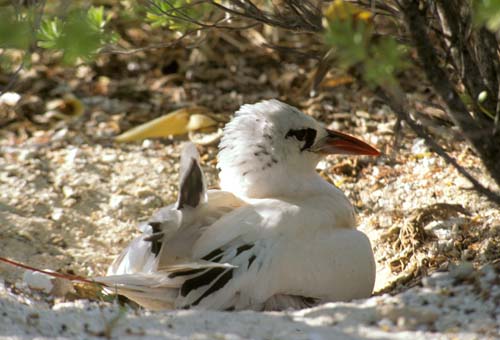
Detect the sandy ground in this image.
<box><xmin>1</xmin><ymin>264</ymin><xmax>499</xmax><ymax>339</ymax></box>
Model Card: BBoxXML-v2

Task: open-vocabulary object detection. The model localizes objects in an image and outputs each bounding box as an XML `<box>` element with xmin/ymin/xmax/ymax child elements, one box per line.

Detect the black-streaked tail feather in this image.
<box><xmin>177</xmin><ymin>158</ymin><xmax>204</xmax><ymax>209</ymax></box>
<box><xmin>177</xmin><ymin>143</ymin><xmax>207</xmax><ymax>209</ymax></box>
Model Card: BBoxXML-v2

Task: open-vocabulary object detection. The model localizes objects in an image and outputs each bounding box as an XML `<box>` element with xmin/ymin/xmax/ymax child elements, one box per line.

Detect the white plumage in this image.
<box><xmin>98</xmin><ymin>99</ymin><xmax>379</xmax><ymax>311</ymax></box>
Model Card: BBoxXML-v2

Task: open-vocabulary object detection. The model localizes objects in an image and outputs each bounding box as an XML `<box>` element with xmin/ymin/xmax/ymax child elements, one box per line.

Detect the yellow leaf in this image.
<box><xmin>46</xmin><ymin>94</ymin><xmax>85</xmax><ymax>120</ymax></box>
<box><xmin>186</xmin><ymin>113</ymin><xmax>217</xmax><ymax>132</ymax></box>
<box><xmin>411</xmin><ymin>152</ymin><xmax>433</xmax><ymax>160</ymax></box>
<box><xmin>324</xmin><ymin>0</ymin><xmax>372</xmax><ymax>23</ymax></box>
<box><xmin>115</xmin><ymin>107</ymin><xmax>209</xmax><ymax>143</ymax></box>
<box><xmin>188</xmin><ymin>128</ymin><xmax>223</xmax><ymax>146</ymax></box>
<box><xmin>334</xmin><ymin>179</ymin><xmax>344</xmax><ymax>187</ymax></box>
<box><xmin>321</xmin><ymin>75</ymin><xmax>355</xmax><ymax>88</ymax></box>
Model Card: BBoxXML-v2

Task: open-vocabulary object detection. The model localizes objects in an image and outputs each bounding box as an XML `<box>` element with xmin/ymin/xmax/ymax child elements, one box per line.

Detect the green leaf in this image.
<box><xmin>474</xmin><ymin>0</ymin><xmax>500</xmax><ymax>30</ymax></box>
<box><xmin>87</xmin><ymin>6</ymin><xmax>110</xmax><ymax>30</ymax></box>
<box><xmin>37</xmin><ymin>17</ymin><xmax>63</xmax><ymax>49</ymax></box>
<box><xmin>0</xmin><ymin>9</ymin><xmax>32</xmax><ymax>49</ymax></box>
<box><xmin>364</xmin><ymin>38</ymin><xmax>408</xmax><ymax>87</ymax></box>
<box><xmin>145</xmin><ymin>0</ymin><xmax>210</xmax><ymax>32</ymax></box>
<box><xmin>323</xmin><ymin>4</ymin><xmax>407</xmax><ymax>88</ymax></box>
<box><xmin>61</xmin><ymin>12</ymin><xmax>101</xmax><ymax>63</ymax></box>
<box><xmin>36</xmin><ymin>6</ymin><xmax>118</xmax><ymax>64</ymax></box>
<box><xmin>324</xmin><ymin>19</ymin><xmax>370</xmax><ymax>67</ymax></box>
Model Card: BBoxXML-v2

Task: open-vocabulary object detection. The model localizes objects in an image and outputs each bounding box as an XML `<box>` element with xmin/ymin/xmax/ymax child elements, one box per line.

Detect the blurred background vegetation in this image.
<box><xmin>1</xmin><ymin>0</ymin><xmax>500</xmax><ymax>202</ymax></box>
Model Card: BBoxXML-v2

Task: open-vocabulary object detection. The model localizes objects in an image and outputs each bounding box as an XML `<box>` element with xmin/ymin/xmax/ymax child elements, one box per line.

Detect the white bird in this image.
<box><xmin>97</xmin><ymin>99</ymin><xmax>380</xmax><ymax>311</ymax></box>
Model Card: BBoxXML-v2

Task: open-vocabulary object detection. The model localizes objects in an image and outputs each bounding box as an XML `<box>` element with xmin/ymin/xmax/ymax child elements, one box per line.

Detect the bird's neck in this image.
<box><xmin>219</xmin><ymin>166</ymin><xmax>339</xmax><ymax>200</ymax></box>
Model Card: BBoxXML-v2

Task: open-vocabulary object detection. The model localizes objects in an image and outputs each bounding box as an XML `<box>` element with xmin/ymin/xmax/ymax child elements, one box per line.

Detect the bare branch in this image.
<box><xmin>398</xmin><ymin>0</ymin><xmax>500</xmax><ymax>188</ymax></box>
<box><xmin>210</xmin><ymin>0</ymin><xmax>322</xmax><ymax>32</ymax></box>
<box><xmin>377</xmin><ymin>87</ymin><xmax>500</xmax><ymax>205</ymax></box>
<box><xmin>400</xmin><ymin>6</ymin><xmax>489</xmax><ymax>129</ymax></box>
<box><xmin>434</xmin><ymin>1</ymin><xmax>495</xmax><ymax>125</ymax></box>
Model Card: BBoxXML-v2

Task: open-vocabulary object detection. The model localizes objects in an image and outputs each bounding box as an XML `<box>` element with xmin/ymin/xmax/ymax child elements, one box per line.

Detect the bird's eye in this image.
<box><xmin>293</xmin><ymin>130</ymin><xmax>306</xmax><ymax>141</ymax></box>
<box><xmin>285</xmin><ymin>128</ymin><xmax>317</xmax><ymax>151</ymax></box>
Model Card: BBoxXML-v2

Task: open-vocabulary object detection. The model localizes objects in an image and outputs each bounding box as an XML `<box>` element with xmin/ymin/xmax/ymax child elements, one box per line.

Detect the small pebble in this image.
<box><xmin>422</xmin><ymin>272</ymin><xmax>453</xmax><ymax>288</ymax></box>
<box><xmin>51</xmin><ymin>208</ymin><xmax>64</xmax><ymax>221</ymax></box>
<box><xmin>378</xmin><ymin>318</ymin><xmax>393</xmax><ymax>331</ymax></box>
<box><xmin>142</xmin><ymin>139</ymin><xmax>154</xmax><ymax>148</ymax></box>
<box><xmin>18</xmin><ymin>149</ymin><xmax>37</xmax><ymax>161</ymax></box>
<box><xmin>102</xmin><ymin>153</ymin><xmax>118</xmax><ymax>163</ymax></box>
<box><xmin>62</xmin><ymin>186</ymin><xmax>75</xmax><ymax>198</ymax></box>
<box><xmin>51</xmin><ymin>128</ymin><xmax>69</xmax><ymax>141</ymax></box>
<box><xmin>109</xmin><ymin>195</ymin><xmax>126</xmax><ymax>210</ymax></box>
<box><xmin>0</xmin><ymin>92</ymin><xmax>21</xmax><ymax>105</ymax></box>
<box><xmin>411</xmin><ymin>138</ymin><xmax>429</xmax><ymax>154</ymax></box>
<box><xmin>450</xmin><ymin>262</ymin><xmax>474</xmax><ymax>281</ymax></box>
<box><xmin>23</xmin><ymin>271</ymin><xmax>54</xmax><ymax>294</ymax></box>
<box><xmin>65</xmin><ymin>148</ymin><xmax>80</xmax><ymax>164</ymax></box>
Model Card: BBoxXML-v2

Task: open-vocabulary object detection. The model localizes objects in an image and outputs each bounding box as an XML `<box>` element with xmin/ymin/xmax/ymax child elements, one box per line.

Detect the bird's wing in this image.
<box><xmin>102</xmin><ymin>195</ymin><xmax>373</xmax><ymax>311</ymax></box>
<box><xmin>102</xmin><ymin>143</ymin><xmax>247</xmax><ymax>309</ymax></box>
<box><xmin>101</xmin><ymin>190</ymin><xmax>246</xmax><ymax>309</ymax></box>
<box><xmin>171</xmin><ymin>199</ymin><xmax>294</xmax><ymax>310</ymax></box>
<box><xmin>105</xmin><ymin>221</ymin><xmax>166</xmax><ymax>275</ymax></box>
<box><xmin>100</xmin><ymin>198</ymin><xmax>270</xmax><ymax>310</ymax></box>
<box><xmin>175</xmin><ymin>196</ymin><xmax>373</xmax><ymax>310</ymax></box>
<box><xmin>157</xmin><ymin>189</ymin><xmax>245</xmax><ymax>267</ymax></box>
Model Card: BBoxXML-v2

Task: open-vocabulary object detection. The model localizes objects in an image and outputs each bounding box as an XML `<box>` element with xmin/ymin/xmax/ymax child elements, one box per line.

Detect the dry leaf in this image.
<box><xmin>186</xmin><ymin>113</ymin><xmax>217</xmax><ymax>131</ymax></box>
<box><xmin>324</xmin><ymin>0</ymin><xmax>373</xmax><ymax>23</ymax></box>
<box><xmin>321</xmin><ymin>75</ymin><xmax>354</xmax><ymax>88</ymax></box>
<box><xmin>115</xmin><ymin>107</ymin><xmax>213</xmax><ymax>143</ymax></box>
<box><xmin>188</xmin><ymin>128</ymin><xmax>223</xmax><ymax>146</ymax></box>
<box><xmin>46</xmin><ymin>95</ymin><xmax>85</xmax><ymax>120</ymax></box>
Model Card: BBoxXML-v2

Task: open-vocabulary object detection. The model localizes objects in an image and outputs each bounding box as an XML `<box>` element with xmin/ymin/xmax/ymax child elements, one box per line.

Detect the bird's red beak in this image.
<box><xmin>313</xmin><ymin>129</ymin><xmax>380</xmax><ymax>156</ymax></box>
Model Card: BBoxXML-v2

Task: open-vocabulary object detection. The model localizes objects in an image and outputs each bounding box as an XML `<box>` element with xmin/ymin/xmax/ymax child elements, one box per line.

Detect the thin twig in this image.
<box><xmin>100</xmin><ymin>28</ymin><xmax>201</xmax><ymax>54</ymax></box>
<box><xmin>99</xmin><ymin>20</ymin><xmax>260</xmax><ymax>55</ymax></box>
<box><xmin>398</xmin><ymin>0</ymin><xmax>500</xmax><ymax>187</ymax></box>
<box><xmin>146</xmin><ymin>0</ymin><xmax>258</xmax><ymax>30</ymax></box>
<box><xmin>0</xmin><ymin>63</ymin><xmax>25</xmax><ymax>96</ymax></box>
<box><xmin>210</xmin><ymin>0</ymin><xmax>322</xmax><ymax>32</ymax></box>
<box><xmin>0</xmin><ymin>256</ymin><xmax>96</xmax><ymax>284</ymax></box>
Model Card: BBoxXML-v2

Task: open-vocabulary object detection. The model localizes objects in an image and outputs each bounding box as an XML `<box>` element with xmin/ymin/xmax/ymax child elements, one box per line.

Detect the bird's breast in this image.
<box><xmin>266</xmin><ymin>227</ymin><xmax>375</xmax><ymax>302</ymax></box>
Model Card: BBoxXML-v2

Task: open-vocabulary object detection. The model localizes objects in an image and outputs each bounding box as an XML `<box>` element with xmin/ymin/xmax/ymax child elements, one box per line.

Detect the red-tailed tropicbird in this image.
<box><xmin>98</xmin><ymin>99</ymin><xmax>380</xmax><ymax>311</ymax></box>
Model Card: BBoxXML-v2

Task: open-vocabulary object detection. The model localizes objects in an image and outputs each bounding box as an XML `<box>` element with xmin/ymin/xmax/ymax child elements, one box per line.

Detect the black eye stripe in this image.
<box><xmin>302</xmin><ymin>129</ymin><xmax>317</xmax><ymax>150</ymax></box>
<box><xmin>295</xmin><ymin>130</ymin><xmax>306</xmax><ymax>141</ymax></box>
<box><xmin>285</xmin><ymin>128</ymin><xmax>317</xmax><ymax>151</ymax></box>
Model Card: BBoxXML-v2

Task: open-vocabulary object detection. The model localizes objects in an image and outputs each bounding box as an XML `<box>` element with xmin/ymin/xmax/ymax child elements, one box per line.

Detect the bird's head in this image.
<box><xmin>218</xmin><ymin>100</ymin><xmax>379</xmax><ymax>198</ymax></box>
